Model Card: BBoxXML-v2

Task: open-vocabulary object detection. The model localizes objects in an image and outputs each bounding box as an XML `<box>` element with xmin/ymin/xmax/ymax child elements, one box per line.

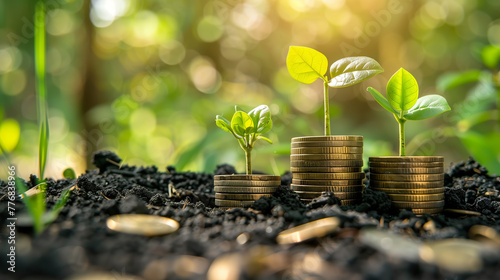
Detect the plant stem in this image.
<box><xmin>245</xmin><ymin>149</ymin><xmax>252</xmax><ymax>175</ymax></box>
<box><xmin>323</xmin><ymin>80</ymin><xmax>331</xmax><ymax>136</ymax></box>
<box><xmin>398</xmin><ymin>119</ymin><xmax>406</xmax><ymax>156</ymax></box>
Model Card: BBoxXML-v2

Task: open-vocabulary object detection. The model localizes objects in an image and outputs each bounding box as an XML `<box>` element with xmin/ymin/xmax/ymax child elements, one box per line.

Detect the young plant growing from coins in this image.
<box><xmin>216</xmin><ymin>105</ymin><xmax>273</xmax><ymax>174</ymax></box>
<box><xmin>286</xmin><ymin>46</ymin><xmax>384</xmax><ymax>135</ymax></box>
<box><xmin>367</xmin><ymin>68</ymin><xmax>451</xmax><ymax>156</ymax></box>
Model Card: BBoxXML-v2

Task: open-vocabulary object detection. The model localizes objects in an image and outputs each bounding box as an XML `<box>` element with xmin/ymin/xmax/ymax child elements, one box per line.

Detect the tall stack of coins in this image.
<box><xmin>214</xmin><ymin>175</ymin><xmax>281</xmax><ymax>208</ymax></box>
<box><xmin>369</xmin><ymin>156</ymin><xmax>445</xmax><ymax>214</ymax></box>
<box><xmin>290</xmin><ymin>136</ymin><xmax>365</xmax><ymax>205</ymax></box>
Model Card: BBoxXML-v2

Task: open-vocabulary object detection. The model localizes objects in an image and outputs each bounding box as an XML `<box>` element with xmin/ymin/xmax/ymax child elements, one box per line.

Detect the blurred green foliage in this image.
<box><xmin>1</xmin><ymin>0</ymin><xmax>500</xmax><ymax>178</ymax></box>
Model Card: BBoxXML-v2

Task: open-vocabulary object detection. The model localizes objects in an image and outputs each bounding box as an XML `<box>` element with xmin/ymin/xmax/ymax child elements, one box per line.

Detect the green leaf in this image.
<box><xmin>481</xmin><ymin>45</ymin><xmax>500</xmax><ymax>69</ymax></box>
<box><xmin>248</xmin><ymin>105</ymin><xmax>272</xmax><ymax>134</ymax></box>
<box><xmin>367</xmin><ymin>87</ymin><xmax>398</xmax><ymax>114</ymax></box>
<box><xmin>386</xmin><ymin>68</ymin><xmax>419</xmax><ymax>111</ymax></box>
<box><xmin>286</xmin><ymin>46</ymin><xmax>328</xmax><ymax>84</ymax></box>
<box><xmin>231</xmin><ymin>111</ymin><xmax>254</xmax><ymax>137</ymax></box>
<box><xmin>329</xmin><ymin>56</ymin><xmax>384</xmax><ymax>88</ymax></box>
<box><xmin>404</xmin><ymin>95</ymin><xmax>451</xmax><ymax>120</ymax></box>
<box><xmin>257</xmin><ymin>136</ymin><xmax>273</xmax><ymax>144</ymax></box>
<box><xmin>62</xmin><ymin>168</ymin><xmax>76</xmax><ymax>179</ymax></box>
<box><xmin>437</xmin><ymin>70</ymin><xmax>482</xmax><ymax>92</ymax></box>
<box><xmin>459</xmin><ymin>131</ymin><xmax>500</xmax><ymax>175</ymax></box>
<box><xmin>215</xmin><ymin>115</ymin><xmax>233</xmax><ymax>133</ymax></box>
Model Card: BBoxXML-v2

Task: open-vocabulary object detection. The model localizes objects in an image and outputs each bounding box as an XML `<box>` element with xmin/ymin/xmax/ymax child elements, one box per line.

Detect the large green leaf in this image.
<box><xmin>231</xmin><ymin>111</ymin><xmax>254</xmax><ymax>137</ymax></box>
<box><xmin>481</xmin><ymin>45</ymin><xmax>500</xmax><ymax>69</ymax></box>
<box><xmin>386</xmin><ymin>68</ymin><xmax>419</xmax><ymax>111</ymax></box>
<box><xmin>404</xmin><ymin>95</ymin><xmax>451</xmax><ymax>120</ymax></box>
<box><xmin>459</xmin><ymin>131</ymin><xmax>500</xmax><ymax>175</ymax></box>
<box><xmin>329</xmin><ymin>56</ymin><xmax>384</xmax><ymax>88</ymax></box>
<box><xmin>248</xmin><ymin>105</ymin><xmax>272</xmax><ymax>134</ymax></box>
<box><xmin>366</xmin><ymin>87</ymin><xmax>398</xmax><ymax>114</ymax></box>
<box><xmin>437</xmin><ymin>70</ymin><xmax>482</xmax><ymax>92</ymax></box>
<box><xmin>286</xmin><ymin>46</ymin><xmax>328</xmax><ymax>84</ymax></box>
<box><xmin>215</xmin><ymin>115</ymin><xmax>232</xmax><ymax>133</ymax></box>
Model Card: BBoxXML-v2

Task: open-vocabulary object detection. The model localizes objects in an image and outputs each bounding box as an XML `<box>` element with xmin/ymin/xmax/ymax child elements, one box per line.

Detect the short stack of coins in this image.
<box><xmin>369</xmin><ymin>156</ymin><xmax>445</xmax><ymax>214</ymax></box>
<box><xmin>290</xmin><ymin>136</ymin><xmax>365</xmax><ymax>205</ymax></box>
<box><xmin>214</xmin><ymin>175</ymin><xmax>281</xmax><ymax>208</ymax></box>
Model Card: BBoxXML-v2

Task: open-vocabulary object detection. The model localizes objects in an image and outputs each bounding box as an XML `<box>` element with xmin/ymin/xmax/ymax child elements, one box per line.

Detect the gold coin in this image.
<box><xmin>215</xmin><ymin>193</ymin><xmax>272</xmax><ymax>200</ymax></box>
<box><xmin>106</xmin><ymin>214</ymin><xmax>179</xmax><ymax>237</ymax></box>
<box><xmin>387</xmin><ymin>193</ymin><xmax>444</xmax><ymax>202</ymax></box>
<box><xmin>291</xmin><ymin>154</ymin><xmax>362</xmax><ymax>161</ymax></box>
<box><xmin>443</xmin><ymin>209</ymin><xmax>481</xmax><ymax>216</ymax></box>
<box><xmin>290</xmin><ymin>167</ymin><xmax>362</xmax><ymax>173</ymax></box>
<box><xmin>370</xmin><ymin>167</ymin><xmax>444</xmax><ymax>174</ymax></box>
<box><xmin>420</xmin><ymin>239</ymin><xmax>485</xmax><ymax>274</ymax></box>
<box><xmin>369</xmin><ymin>187</ymin><xmax>444</xmax><ymax>194</ymax></box>
<box><xmin>291</xmin><ymin>160</ymin><xmax>364</xmax><ymax>168</ymax></box>
<box><xmin>369</xmin><ymin>162</ymin><xmax>443</xmax><ymax>168</ymax></box>
<box><xmin>291</xmin><ymin>146</ymin><xmax>363</xmax><ymax>154</ymax></box>
<box><xmin>215</xmin><ymin>199</ymin><xmax>255</xmax><ymax>207</ymax></box>
<box><xmin>370</xmin><ymin>173</ymin><xmax>444</xmax><ymax>182</ymax></box>
<box><xmin>293</xmin><ymin>172</ymin><xmax>365</xmax><ymax>180</ymax></box>
<box><xmin>405</xmin><ymin>208</ymin><xmax>443</xmax><ymax>215</ymax></box>
<box><xmin>214</xmin><ymin>175</ymin><xmax>280</xmax><ymax>181</ymax></box>
<box><xmin>295</xmin><ymin>191</ymin><xmax>362</xmax><ymax>200</ymax></box>
<box><xmin>292</xmin><ymin>136</ymin><xmax>363</xmax><ymax>142</ymax></box>
<box><xmin>392</xmin><ymin>200</ymin><xmax>445</xmax><ymax>209</ymax></box>
<box><xmin>291</xmin><ymin>141</ymin><xmax>363</xmax><ymax>147</ymax></box>
<box><xmin>291</xmin><ymin>184</ymin><xmax>364</xmax><ymax>192</ymax></box>
<box><xmin>214</xmin><ymin>180</ymin><xmax>281</xmax><ymax>187</ymax></box>
<box><xmin>369</xmin><ymin>156</ymin><xmax>443</xmax><ymax>162</ymax></box>
<box><xmin>292</xmin><ymin>179</ymin><xmax>364</xmax><ymax>186</ymax></box>
<box><xmin>276</xmin><ymin>217</ymin><xmax>340</xmax><ymax>244</ymax></box>
<box><xmin>300</xmin><ymin>198</ymin><xmax>362</xmax><ymax>206</ymax></box>
<box><xmin>369</xmin><ymin>181</ymin><xmax>443</xmax><ymax>188</ymax></box>
<box><xmin>214</xmin><ymin>186</ymin><xmax>278</xmax><ymax>193</ymax></box>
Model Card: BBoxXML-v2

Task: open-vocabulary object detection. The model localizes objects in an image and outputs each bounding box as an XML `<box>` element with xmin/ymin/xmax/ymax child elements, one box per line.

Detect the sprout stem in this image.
<box><xmin>245</xmin><ymin>149</ymin><xmax>252</xmax><ymax>175</ymax></box>
<box><xmin>398</xmin><ymin>119</ymin><xmax>406</xmax><ymax>156</ymax></box>
<box><xmin>323</xmin><ymin>80</ymin><xmax>331</xmax><ymax>136</ymax></box>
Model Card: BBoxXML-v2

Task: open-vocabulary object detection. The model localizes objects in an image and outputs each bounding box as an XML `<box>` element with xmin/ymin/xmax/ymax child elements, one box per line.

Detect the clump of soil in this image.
<box><xmin>0</xmin><ymin>151</ymin><xmax>499</xmax><ymax>279</ymax></box>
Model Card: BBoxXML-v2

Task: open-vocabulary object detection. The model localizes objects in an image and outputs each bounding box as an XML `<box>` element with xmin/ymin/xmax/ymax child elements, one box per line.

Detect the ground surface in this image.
<box><xmin>1</xmin><ymin>151</ymin><xmax>500</xmax><ymax>279</ymax></box>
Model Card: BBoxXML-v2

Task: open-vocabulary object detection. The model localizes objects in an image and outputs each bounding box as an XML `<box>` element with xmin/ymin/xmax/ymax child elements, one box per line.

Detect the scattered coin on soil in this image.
<box><xmin>291</xmin><ymin>184</ymin><xmax>364</xmax><ymax>192</ymax></box>
<box><xmin>392</xmin><ymin>200</ymin><xmax>445</xmax><ymax>209</ymax></box>
<box><xmin>369</xmin><ymin>156</ymin><xmax>444</xmax><ymax>162</ymax></box>
<box><xmin>276</xmin><ymin>217</ymin><xmax>340</xmax><ymax>244</ymax></box>
<box><xmin>369</xmin><ymin>167</ymin><xmax>444</xmax><ymax>174</ymax></box>
<box><xmin>443</xmin><ymin>209</ymin><xmax>482</xmax><ymax>216</ymax></box>
<box><xmin>213</xmin><ymin>180</ymin><xmax>281</xmax><ymax>187</ymax></box>
<box><xmin>370</xmin><ymin>173</ymin><xmax>444</xmax><ymax>182</ymax></box>
<box><xmin>291</xmin><ymin>154</ymin><xmax>363</xmax><ymax>160</ymax></box>
<box><xmin>292</xmin><ymin>179</ymin><xmax>364</xmax><ymax>186</ymax></box>
<box><xmin>291</xmin><ymin>140</ymin><xmax>363</xmax><ymax>147</ymax></box>
<box><xmin>369</xmin><ymin>187</ymin><xmax>445</xmax><ymax>194</ymax></box>
<box><xmin>293</xmin><ymin>172</ymin><xmax>365</xmax><ymax>180</ymax></box>
<box><xmin>292</xmin><ymin>136</ymin><xmax>363</xmax><ymax>142</ymax></box>
<box><xmin>106</xmin><ymin>214</ymin><xmax>180</xmax><ymax>237</ymax></box>
<box><xmin>291</xmin><ymin>146</ymin><xmax>363</xmax><ymax>154</ymax></box>
<box><xmin>369</xmin><ymin>180</ymin><xmax>444</xmax><ymax>188</ymax></box>
<box><xmin>290</xmin><ymin>166</ymin><xmax>362</xmax><ymax>173</ymax></box>
<box><xmin>215</xmin><ymin>193</ymin><xmax>272</xmax><ymax>200</ymax></box>
<box><xmin>290</xmin><ymin>160</ymin><xmax>364</xmax><ymax>167</ymax></box>
<box><xmin>386</xmin><ymin>193</ymin><xmax>445</xmax><ymax>202</ymax></box>
<box><xmin>214</xmin><ymin>186</ymin><xmax>278</xmax><ymax>193</ymax></box>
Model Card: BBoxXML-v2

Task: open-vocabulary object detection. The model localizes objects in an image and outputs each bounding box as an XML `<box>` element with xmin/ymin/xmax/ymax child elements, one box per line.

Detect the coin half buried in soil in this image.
<box><xmin>291</xmin><ymin>146</ymin><xmax>363</xmax><ymax>154</ymax></box>
<box><xmin>213</xmin><ymin>180</ymin><xmax>281</xmax><ymax>187</ymax></box>
<box><xmin>215</xmin><ymin>193</ymin><xmax>272</xmax><ymax>200</ymax></box>
<box><xmin>293</xmin><ymin>172</ymin><xmax>365</xmax><ymax>180</ymax></box>
<box><xmin>214</xmin><ymin>175</ymin><xmax>280</xmax><ymax>181</ymax></box>
<box><xmin>276</xmin><ymin>217</ymin><xmax>341</xmax><ymax>244</ymax></box>
<box><xmin>443</xmin><ymin>209</ymin><xmax>482</xmax><ymax>216</ymax></box>
<box><xmin>214</xmin><ymin>186</ymin><xmax>278</xmax><ymax>193</ymax></box>
<box><xmin>291</xmin><ymin>160</ymin><xmax>364</xmax><ymax>168</ymax></box>
<box><xmin>386</xmin><ymin>193</ymin><xmax>445</xmax><ymax>202</ymax></box>
<box><xmin>301</xmin><ymin>198</ymin><xmax>362</xmax><ymax>206</ymax></box>
<box><xmin>291</xmin><ymin>184</ymin><xmax>364</xmax><ymax>192</ymax></box>
<box><xmin>369</xmin><ymin>167</ymin><xmax>444</xmax><ymax>174</ymax></box>
<box><xmin>369</xmin><ymin>156</ymin><xmax>444</xmax><ymax>162</ymax></box>
<box><xmin>369</xmin><ymin>187</ymin><xmax>445</xmax><ymax>195</ymax></box>
<box><xmin>106</xmin><ymin>214</ymin><xmax>179</xmax><ymax>237</ymax></box>
<box><xmin>392</xmin><ymin>200</ymin><xmax>445</xmax><ymax>209</ymax></box>
<box><xmin>369</xmin><ymin>162</ymin><xmax>444</xmax><ymax>168</ymax></box>
<box><xmin>292</xmin><ymin>135</ymin><xmax>363</xmax><ymax>142</ymax></box>
<box><xmin>369</xmin><ymin>180</ymin><xmax>443</xmax><ymax>189</ymax></box>
<box><xmin>290</xmin><ymin>166</ymin><xmax>362</xmax><ymax>173</ymax></box>
<box><xmin>215</xmin><ymin>199</ymin><xmax>256</xmax><ymax>207</ymax></box>
<box><xmin>291</xmin><ymin>140</ymin><xmax>363</xmax><ymax>147</ymax></box>
<box><xmin>294</xmin><ymin>191</ymin><xmax>362</xmax><ymax>200</ymax></box>
<box><xmin>370</xmin><ymin>173</ymin><xmax>444</xmax><ymax>182</ymax></box>
<box><xmin>292</xmin><ymin>179</ymin><xmax>364</xmax><ymax>186</ymax></box>
<box><xmin>291</xmin><ymin>154</ymin><xmax>363</xmax><ymax>161</ymax></box>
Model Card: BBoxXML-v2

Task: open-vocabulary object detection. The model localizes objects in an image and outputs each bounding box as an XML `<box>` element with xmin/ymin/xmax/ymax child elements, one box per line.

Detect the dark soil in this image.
<box><xmin>1</xmin><ymin>152</ymin><xmax>500</xmax><ymax>279</ymax></box>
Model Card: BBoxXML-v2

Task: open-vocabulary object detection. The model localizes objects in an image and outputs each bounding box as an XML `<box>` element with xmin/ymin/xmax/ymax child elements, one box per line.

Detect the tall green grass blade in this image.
<box><xmin>35</xmin><ymin>0</ymin><xmax>49</xmax><ymax>180</ymax></box>
<box><xmin>15</xmin><ymin>178</ymin><xmax>44</xmax><ymax>233</ymax></box>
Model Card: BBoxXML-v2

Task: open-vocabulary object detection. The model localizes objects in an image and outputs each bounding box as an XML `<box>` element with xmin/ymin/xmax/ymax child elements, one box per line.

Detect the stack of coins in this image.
<box><xmin>290</xmin><ymin>136</ymin><xmax>365</xmax><ymax>205</ymax></box>
<box><xmin>369</xmin><ymin>156</ymin><xmax>445</xmax><ymax>214</ymax></box>
<box><xmin>214</xmin><ymin>175</ymin><xmax>281</xmax><ymax>208</ymax></box>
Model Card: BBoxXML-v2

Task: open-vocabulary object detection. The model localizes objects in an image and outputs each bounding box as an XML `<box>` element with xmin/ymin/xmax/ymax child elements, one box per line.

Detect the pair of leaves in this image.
<box><xmin>367</xmin><ymin>68</ymin><xmax>451</xmax><ymax>121</ymax></box>
<box><xmin>286</xmin><ymin>46</ymin><xmax>384</xmax><ymax>87</ymax></box>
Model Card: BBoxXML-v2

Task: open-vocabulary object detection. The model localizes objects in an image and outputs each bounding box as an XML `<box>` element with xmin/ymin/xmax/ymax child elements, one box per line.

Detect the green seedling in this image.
<box><xmin>367</xmin><ymin>68</ymin><xmax>451</xmax><ymax>156</ymax></box>
<box><xmin>63</xmin><ymin>168</ymin><xmax>76</xmax><ymax>179</ymax></box>
<box><xmin>286</xmin><ymin>46</ymin><xmax>383</xmax><ymax>135</ymax></box>
<box><xmin>216</xmin><ymin>105</ymin><xmax>273</xmax><ymax>174</ymax></box>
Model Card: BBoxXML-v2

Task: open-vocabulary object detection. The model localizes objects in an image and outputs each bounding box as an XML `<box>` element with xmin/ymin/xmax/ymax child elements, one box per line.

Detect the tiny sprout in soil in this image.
<box><xmin>286</xmin><ymin>46</ymin><xmax>384</xmax><ymax>136</ymax></box>
<box><xmin>215</xmin><ymin>105</ymin><xmax>273</xmax><ymax>174</ymax></box>
<box><xmin>367</xmin><ymin>68</ymin><xmax>451</xmax><ymax>156</ymax></box>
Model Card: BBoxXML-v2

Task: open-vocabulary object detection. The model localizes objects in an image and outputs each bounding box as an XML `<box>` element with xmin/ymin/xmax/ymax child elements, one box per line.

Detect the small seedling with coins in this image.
<box><xmin>216</xmin><ymin>105</ymin><xmax>273</xmax><ymax>174</ymax></box>
<box><xmin>367</xmin><ymin>68</ymin><xmax>451</xmax><ymax>156</ymax></box>
<box><xmin>286</xmin><ymin>46</ymin><xmax>384</xmax><ymax>135</ymax></box>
